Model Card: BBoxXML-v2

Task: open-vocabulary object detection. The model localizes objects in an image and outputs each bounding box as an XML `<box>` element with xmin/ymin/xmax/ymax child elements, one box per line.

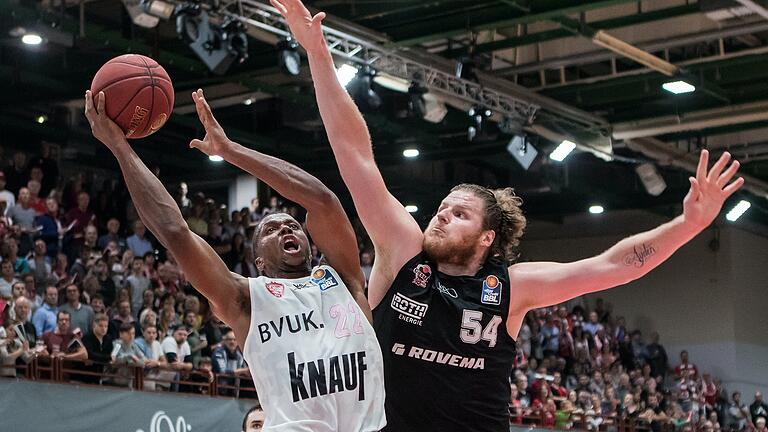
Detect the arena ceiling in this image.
<box><xmin>1</xmin><ymin>0</ymin><xmax>768</xmax><ymax>226</ymax></box>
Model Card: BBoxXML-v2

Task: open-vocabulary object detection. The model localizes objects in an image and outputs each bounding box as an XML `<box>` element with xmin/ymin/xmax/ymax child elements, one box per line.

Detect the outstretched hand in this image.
<box><xmin>190</xmin><ymin>88</ymin><xmax>230</xmax><ymax>157</ymax></box>
<box><xmin>269</xmin><ymin>0</ymin><xmax>327</xmax><ymax>54</ymax></box>
<box><xmin>84</xmin><ymin>90</ymin><xmax>128</xmax><ymax>152</ymax></box>
<box><xmin>683</xmin><ymin>149</ymin><xmax>744</xmax><ymax>230</ymax></box>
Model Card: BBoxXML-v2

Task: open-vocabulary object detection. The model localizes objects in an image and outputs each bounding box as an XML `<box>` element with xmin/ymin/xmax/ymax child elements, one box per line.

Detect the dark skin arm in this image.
<box><xmin>84</xmin><ymin>90</ymin><xmax>251</xmax><ymax>348</ymax></box>
<box><xmin>189</xmin><ymin>90</ymin><xmax>370</xmax><ymax>322</ymax></box>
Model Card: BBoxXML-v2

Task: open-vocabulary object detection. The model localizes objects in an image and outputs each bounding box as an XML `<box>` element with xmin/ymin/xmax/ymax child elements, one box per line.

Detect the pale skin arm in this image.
<box><xmin>507</xmin><ymin>150</ymin><xmax>743</xmax><ymax>338</ymax></box>
<box><xmin>270</xmin><ymin>0</ymin><xmax>423</xmax><ymax>308</ymax></box>
<box><xmin>84</xmin><ymin>91</ymin><xmax>251</xmax><ymax>347</ymax></box>
<box><xmin>189</xmin><ymin>90</ymin><xmax>371</xmax><ymax>322</ymax></box>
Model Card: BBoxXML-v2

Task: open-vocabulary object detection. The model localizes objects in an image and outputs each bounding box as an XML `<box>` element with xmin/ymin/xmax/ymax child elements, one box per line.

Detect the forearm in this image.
<box><xmin>221</xmin><ymin>142</ymin><xmax>332</xmax><ymax>210</ymax></box>
<box><xmin>601</xmin><ymin>215</ymin><xmax>700</xmax><ymax>285</ymax></box>
<box><xmin>109</xmin><ymin>141</ymin><xmax>188</xmax><ymax>245</ymax></box>
<box><xmin>306</xmin><ymin>47</ymin><xmax>373</xmax><ymax>165</ymax></box>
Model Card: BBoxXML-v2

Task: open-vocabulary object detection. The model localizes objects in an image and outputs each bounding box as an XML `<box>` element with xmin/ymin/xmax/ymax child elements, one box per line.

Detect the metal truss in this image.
<box><xmin>214</xmin><ymin>0</ymin><xmax>540</xmax><ymax>120</ymax></box>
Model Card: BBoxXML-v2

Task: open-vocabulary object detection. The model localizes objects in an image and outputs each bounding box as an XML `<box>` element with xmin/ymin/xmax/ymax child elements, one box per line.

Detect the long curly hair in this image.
<box><xmin>450</xmin><ymin>183</ymin><xmax>526</xmax><ymax>262</ymax></box>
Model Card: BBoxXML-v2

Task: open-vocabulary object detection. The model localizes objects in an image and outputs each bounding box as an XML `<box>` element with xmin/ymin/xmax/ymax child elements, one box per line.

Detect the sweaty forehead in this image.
<box><xmin>260</xmin><ymin>214</ymin><xmax>300</xmax><ymax>230</ymax></box>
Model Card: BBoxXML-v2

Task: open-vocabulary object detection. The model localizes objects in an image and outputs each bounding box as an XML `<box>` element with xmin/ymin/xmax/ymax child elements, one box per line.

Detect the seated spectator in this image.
<box><xmin>26</xmin><ymin>180</ymin><xmax>45</xmax><ymax>214</ymax></box>
<box><xmin>12</xmin><ymin>297</ymin><xmax>36</xmax><ymax>347</ymax></box>
<box><xmin>124</xmin><ymin>257</ymin><xmax>149</xmax><ymax>315</ymax></box>
<box><xmin>27</xmin><ymin>239</ymin><xmax>52</xmax><ymax>288</ymax></box>
<box><xmin>0</xmin><ymin>170</ymin><xmax>16</xmax><ymax>213</ymax></box>
<box><xmin>40</xmin><ymin>311</ymin><xmax>86</xmax><ymax>361</ymax></box>
<box><xmin>187</xmin><ymin>356</ymin><xmax>215</xmax><ymax>394</ymax></box>
<box><xmin>110</xmin><ymin>322</ymin><xmax>146</xmax><ymax>386</ymax></box>
<box><xmin>135</xmin><ymin>324</ymin><xmax>170</xmax><ymax>391</ymax></box>
<box><xmin>32</xmin><ymin>286</ymin><xmax>58</xmax><ymax>338</ymax></box>
<box><xmin>97</xmin><ymin>218</ymin><xmax>124</xmax><ymax>251</ymax></box>
<box><xmin>7</xmin><ymin>187</ymin><xmax>37</xmax><ymax>254</ymax></box>
<box><xmin>0</xmin><ymin>322</ymin><xmax>32</xmax><ymax>377</ymax></box>
<box><xmin>35</xmin><ymin>197</ymin><xmax>65</xmax><ymax>258</ymax></box>
<box><xmin>212</xmin><ymin>329</ymin><xmax>248</xmax><ymax>396</ymax></box>
<box><xmin>756</xmin><ymin>417</ymin><xmax>767</xmax><ymax>432</ymax></box>
<box><xmin>161</xmin><ymin>324</ymin><xmax>193</xmax><ymax>374</ymax></box>
<box><xmin>184</xmin><ymin>311</ymin><xmax>207</xmax><ymax>368</ymax></box>
<box><xmin>59</xmin><ymin>283</ymin><xmax>94</xmax><ymax>337</ymax></box>
<box><xmin>752</xmin><ymin>392</ymin><xmax>768</xmax><ymax>424</ymax></box>
<box><xmin>51</xmin><ymin>253</ymin><xmax>71</xmax><ymax>287</ymax></box>
<box><xmin>109</xmin><ymin>300</ymin><xmax>139</xmax><ymax>340</ymax></box>
<box><xmin>640</xmin><ymin>394</ymin><xmax>669</xmax><ymax>432</ymax></box>
<box><xmin>510</xmin><ymin>383</ymin><xmax>524</xmax><ymax>425</ymax></box>
<box><xmin>3</xmin><ymin>281</ymin><xmax>26</xmax><ymax>322</ymax></box>
<box><xmin>83</xmin><ymin>259</ymin><xmax>116</xmax><ymax>308</ymax></box>
<box><xmin>126</xmin><ymin>220</ymin><xmax>153</xmax><ymax>258</ymax></box>
<box><xmin>0</xmin><ymin>260</ymin><xmax>19</xmax><ymax>299</ymax></box>
<box><xmin>728</xmin><ymin>391</ymin><xmax>750</xmax><ymax>430</ymax></box>
<box><xmin>81</xmin><ymin>313</ymin><xmax>113</xmax><ymax>384</ymax></box>
<box><xmin>63</xmin><ymin>191</ymin><xmax>95</xmax><ymax>251</ymax></box>
<box><xmin>583</xmin><ymin>311</ymin><xmax>603</xmax><ymax>336</ymax></box>
<box><xmin>142</xmin><ymin>252</ymin><xmax>159</xmax><ymax>286</ymax></box>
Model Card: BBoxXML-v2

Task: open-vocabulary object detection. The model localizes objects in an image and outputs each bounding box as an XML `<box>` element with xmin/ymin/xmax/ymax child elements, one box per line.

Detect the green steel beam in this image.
<box><xmin>441</xmin><ymin>4</ymin><xmax>699</xmax><ymax>57</ymax></box>
<box><xmin>392</xmin><ymin>0</ymin><xmax>639</xmax><ymax>47</ymax></box>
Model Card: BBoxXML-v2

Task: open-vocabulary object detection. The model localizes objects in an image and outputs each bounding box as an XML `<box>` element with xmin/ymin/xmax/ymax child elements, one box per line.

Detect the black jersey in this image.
<box><xmin>373</xmin><ymin>252</ymin><xmax>517</xmax><ymax>432</ymax></box>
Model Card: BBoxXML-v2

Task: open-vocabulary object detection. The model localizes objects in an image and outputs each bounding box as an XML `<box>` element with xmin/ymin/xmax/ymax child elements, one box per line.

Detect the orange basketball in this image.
<box><xmin>90</xmin><ymin>54</ymin><xmax>174</xmax><ymax>139</ymax></box>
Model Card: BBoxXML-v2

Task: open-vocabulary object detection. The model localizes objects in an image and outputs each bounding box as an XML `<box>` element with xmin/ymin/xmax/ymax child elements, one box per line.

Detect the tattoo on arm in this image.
<box><xmin>622</xmin><ymin>243</ymin><xmax>658</xmax><ymax>268</ymax></box>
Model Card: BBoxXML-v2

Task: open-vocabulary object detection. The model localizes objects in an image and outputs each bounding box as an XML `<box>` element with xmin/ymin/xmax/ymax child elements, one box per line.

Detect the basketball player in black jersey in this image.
<box><xmin>276</xmin><ymin>0</ymin><xmax>745</xmax><ymax>430</ymax></box>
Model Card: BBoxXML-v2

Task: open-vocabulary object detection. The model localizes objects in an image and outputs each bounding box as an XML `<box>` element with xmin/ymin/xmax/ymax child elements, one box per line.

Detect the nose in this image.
<box><xmin>279</xmin><ymin>224</ymin><xmax>294</xmax><ymax>235</ymax></box>
<box><xmin>436</xmin><ymin>208</ymin><xmax>450</xmax><ymax>225</ymax></box>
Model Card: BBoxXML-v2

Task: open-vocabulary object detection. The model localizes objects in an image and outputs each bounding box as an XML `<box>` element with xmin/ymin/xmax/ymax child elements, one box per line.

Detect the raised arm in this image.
<box><xmin>271</xmin><ymin>0</ymin><xmax>423</xmax><ymax>307</ymax></box>
<box><xmin>506</xmin><ymin>150</ymin><xmax>743</xmax><ymax>336</ymax></box>
<box><xmin>188</xmin><ymin>90</ymin><xmax>370</xmax><ymax>321</ymax></box>
<box><xmin>84</xmin><ymin>91</ymin><xmax>250</xmax><ymax>338</ymax></box>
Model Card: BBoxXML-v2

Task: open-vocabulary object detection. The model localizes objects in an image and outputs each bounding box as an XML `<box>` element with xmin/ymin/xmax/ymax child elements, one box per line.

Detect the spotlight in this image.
<box><xmin>209</xmin><ymin>155</ymin><xmax>224</xmax><ymax>162</ymax></box>
<box><xmin>467</xmin><ymin>106</ymin><xmax>491</xmax><ymax>142</ymax></box>
<box><xmin>403</xmin><ymin>148</ymin><xmax>420</xmax><ymax>158</ymax></box>
<box><xmin>35</xmin><ymin>115</ymin><xmax>47</xmax><ymax>124</ymax></box>
<box><xmin>21</xmin><ymin>33</ymin><xmax>43</xmax><ymax>45</ymax></box>
<box><xmin>336</xmin><ymin>64</ymin><xmax>358</xmax><ymax>87</ymax></box>
<box><xmin>405</xmin><ymin>205</ymin><xmax>418</xmax><ymax>213</ymax></box>
<box><xmin>662</xmin><ymin>80</ymin><xmax>695</xmax><ymax>94</ymax></box>
<box><xmin>349</xmin><ymin>66</ymin><xmax>381</xmax><ymax>112</ymax></box>
<box><xmin>177</xmin><ymin>8</ymin><xmax>248</xmax><ymax>75</ymax></box>
<box><xmin>277</xmin><ymin>37</ymin><xmax>300</xmax><ymax>76</ymax></box>
<box><xmin>506</xmin><ymin>135</ymin><xmax>538</xmax><ymax>170</ymax></box>
<box><xmin>635</xmin><ymin>163</ymin><xmax>667</xmax><ymax>196</ymax></box>
<box><xmin>589</xmin><ymin>205</ymin><xmax>605</xmax><ymax>214</ymax></box>
<box><xmin>243</xmin><ymin>98</ymin><xmax>254</xmax><ymax>106</ymax></box>
<box><xmin>725</xmin><ymin>200</ymin><xmax>751</xmax><ymax>222</ymax></box>
<box><xmin>549</xmin><ymin>140</ymin><xmax>576</xmax><ymax>162</ymax></box>
<box><xmin>141</xmin><ymin>0</ymin><xmax>175</xmax><ymax>19</ymax></box>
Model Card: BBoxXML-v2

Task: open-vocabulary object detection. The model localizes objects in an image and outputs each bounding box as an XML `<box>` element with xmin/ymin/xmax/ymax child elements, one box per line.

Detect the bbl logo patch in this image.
<box><xmin>266</xmin><ymin>281</ymin><xmax>285</xmax><ymax>298</ymax></box>
<box><xmin>481</xmin><ymin>275</ymin><xmax>502</xmax><ymax>305</ymax></box>
<box><xmin>310</xmin><ymin>268</ymin><xmax>339</xmax><ymax>291</ymax></box>
<box><xmin>412</xmin><ymin>264</ymin><xmax>432</xmax><ymax>288</ymax></box>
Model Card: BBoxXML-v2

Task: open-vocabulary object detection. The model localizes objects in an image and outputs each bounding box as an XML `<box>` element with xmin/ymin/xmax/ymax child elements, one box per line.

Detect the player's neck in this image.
<box><xmin>263</xmin><ymin>264</ymin><xmax>311</xmax><ymax>280</ymax></box>
<box><xmin>436</xmin><ymin>258</ymin><xmax>484</xmax><ymax>277</ymax></box>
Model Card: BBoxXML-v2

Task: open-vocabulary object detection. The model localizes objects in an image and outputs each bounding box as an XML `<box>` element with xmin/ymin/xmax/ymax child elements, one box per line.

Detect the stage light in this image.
<box><xmin>506</xmin><ymin>135</ymin><xmax>538</xmax><ymax>170</ymax></box>
<box><xmin>277</xmin><ymin>37</ymin><xmax>300</xmax><ymax>76</ymax></box>
<box><xmin>209</xmin><ymin>155</ymin><xmax>224</xmax><ymax>162</ymax></box>
<box><xmin>349</xmin><ymin>66</ymin><xmax>381</xmax><ymax>112</ymax></box>
<box><xmin>589</xmin><ymin>205</ymin><xmax>605</xmax><ymax>214</ymax></box>
<box><xmin>467</xmin><ymin>106</ymin><xmax>491</xmax><ymax>142</ymax></box>
<box><xmin>403</xmin><ymin>149</ymin><xmax>420</xmax><ymax>158</ymax></box>
<box><xmin>35</xmin><ymin>115</ymin><xmax>47</xmax><ymax>124</ymax></box>
<box><xmin>21</xmin><ymin>33</ymin><xmax>43</xmax><ymax>45</ymax></box>
<box><xmin>725</xmin><ymin>200</ymin><xmax>751</xmax><ymax>222</ymax></box>
<box><xmin>405</xmin><ymin>205</ymin><xmax>418</xmax><ymax>213</ymax></box>
<box><xmin>336</xmin><ymin>64</ymin><xmax>358</xmax><ymax>87</ymax></box>
<box><xmin>549</xmin><ymin>140</ymin><xmax>576</xmax><ymax>162</ymax></box>
<box><xmin>662</xmin><ymin>80</ymin><xmax>695</xmax><ymax>94</ymax></box>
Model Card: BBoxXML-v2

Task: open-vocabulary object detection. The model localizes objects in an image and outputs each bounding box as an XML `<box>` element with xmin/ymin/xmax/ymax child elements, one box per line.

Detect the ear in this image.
<box><xmin>480</xmin><ymin>229</ymin><xmax>496</xmax><ymax>248</ymax></box>
<box><xmin>255</xmin><ymin>256</ymin><xmax>265</xmax><ymax>274</ymax></box>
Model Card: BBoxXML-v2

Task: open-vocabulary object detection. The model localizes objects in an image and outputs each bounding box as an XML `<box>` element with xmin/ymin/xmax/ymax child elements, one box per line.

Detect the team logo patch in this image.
<box><xmin>481</xmin><ymin>275</ymin><xmax>502</xmax><ymax>305</ymax></box>
<box><xmin>412</xmin><ymin>264</ymin><xmax>432</xmax><ymax>288</ymax></box>
<box><xmin>310</xmin><ymin>268</ymin><xmax>339</xmax><ymax>291</ymax></box>
<box><xmin>266</xmin><ymin>281</ymin><xmax>285</xmax><ymax>298</ymax></box>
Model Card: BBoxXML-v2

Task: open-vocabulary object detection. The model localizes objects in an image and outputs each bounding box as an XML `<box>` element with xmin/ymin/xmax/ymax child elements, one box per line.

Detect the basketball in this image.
<box><xmin>90</xmin><ymin>54</ymin><xmax>174</xmax><ymax>139</ymax></box>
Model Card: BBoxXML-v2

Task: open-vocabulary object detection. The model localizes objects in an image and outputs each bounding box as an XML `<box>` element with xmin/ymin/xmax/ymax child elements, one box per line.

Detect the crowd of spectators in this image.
<box><xmin>0</xmin><ymin>143</ymin><xmax>765</xmax><ymax>432</ymax></box>
<box><xmin>509</xmin><ymin>303</ymin><xmax>768</xmax><ymax>432</ymax></box>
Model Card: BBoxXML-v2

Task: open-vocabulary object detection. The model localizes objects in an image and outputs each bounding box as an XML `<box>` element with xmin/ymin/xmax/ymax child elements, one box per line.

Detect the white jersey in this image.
<box><xmin>243</xmin><ymin>265</ymin><xmax>386</xmax><ymax>432</ymax></box>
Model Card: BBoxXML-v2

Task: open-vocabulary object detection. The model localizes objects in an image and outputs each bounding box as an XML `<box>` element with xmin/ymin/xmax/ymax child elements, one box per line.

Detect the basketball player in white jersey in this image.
<box><xmin>274</xmin><ymin>0</ymin><xmax>744</xmax><ymax>430</ymax></box>
<box><xmin>84</xmin><ymin>89</ymin><xmax>385</xmax><ymax>431</ymax></box>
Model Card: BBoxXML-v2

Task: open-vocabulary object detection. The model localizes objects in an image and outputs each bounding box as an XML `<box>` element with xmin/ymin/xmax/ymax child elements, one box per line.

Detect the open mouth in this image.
<box><xmin>281</xmin><ymin>236</ymin><xmax>302</xmax><ymax>254</ymax></box>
